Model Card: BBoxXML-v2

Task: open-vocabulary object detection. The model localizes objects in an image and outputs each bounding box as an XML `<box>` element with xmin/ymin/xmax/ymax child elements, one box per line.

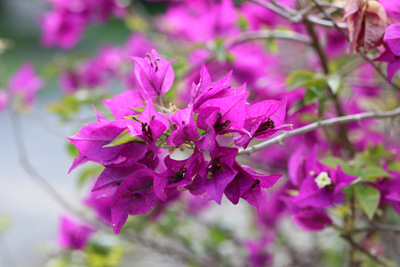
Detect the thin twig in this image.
<box><xmin>228</xmin><ymin>30</ymin><xmax>311</xmax><ymax>47</ymax></box>
<box><xmin>249</xmin><ymin>0</ymin><xmax>347</xmax><ymax>28</ymax></box>
<box><xmin>355</xmin><ymin>223</ymin><xmax>400</xmax><ymax>233</ymax></box>
<box><xmin>9</xmin><ymin>111</ymin><xmax>79</xmax><ymax>216</ymax></box>
<box><xmin>341</xmin><ymin>234</ymin><xmax>389</xmax><ymax>267</ymax></box>
<box><xmin>239</xmin><ymin>106</ymin><xmax>400</xmax><ymax>155</ymax></box>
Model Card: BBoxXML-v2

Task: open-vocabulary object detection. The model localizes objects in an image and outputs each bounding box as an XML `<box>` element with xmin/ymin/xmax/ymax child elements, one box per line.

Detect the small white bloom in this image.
<box><xmin>315</xmin><ymin>171</ymin><xmax>332</xmax><ymax>189</ymax></box>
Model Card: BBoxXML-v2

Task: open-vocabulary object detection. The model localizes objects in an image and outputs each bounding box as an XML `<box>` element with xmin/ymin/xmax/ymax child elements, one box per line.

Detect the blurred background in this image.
<box><xmin>0</xmin><ymin>1</ymin><xmax>161</xmax><ymax>266</ymax></box>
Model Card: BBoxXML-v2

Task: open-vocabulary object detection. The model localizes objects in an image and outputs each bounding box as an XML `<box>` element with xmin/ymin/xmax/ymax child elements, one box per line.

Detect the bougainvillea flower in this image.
<box><xmin>344</xmin><ymin>0</ymin><xmax>388</xmax><ymax>53</ymax></box>
<box><xmin>83</xmin><ymin>191</ymin><xmax>113</xmax><ymax>225</ymax></box>
<box><xmin>374</xmin><ymin>48</ymin><xmax>400</xmax><ymax>82</ymax></box>
<box><xmin>292</xmin><ymin>208</ymin><xmax>332</xmax><ymax>232</ymax></box>
<box><xmin>57</xmin><ymin>215</ymin><xmax>95</xmax><ymax>250</ymax></box>
<box><xmin>40</xmin><ymin>10</ymin><xmax>86</xmax><ymax>49</ymax></box>
<box><xmin>294</xmin><ymin>155</ymin><xmax>357</xmax><ymax>208</ymax></box>
<box><xmin>195</xmin><ymin>92</ymin><xmax>249</xmax><ymax>151</ymax></box>
<box><xmin>68</xmin><ymin>120</ymin><xmax>142</xmax><ymax>166</ymax></box>
<box><xmin>188</xmin><ymin>62</ymin><xmax>233</xmax><ymax>106</ymax></box>
<box><xmin>156</xmin><ymin>0</ymin><xmax>238</xmax><ymax>44</ymax></box>
<box><xmin>366</xmin><ymin>167</ymin><xmax>399</xmax><ymax>206</ymax></box>
<box><xmin>288</xmin><ymin>145</ymin><xmax>309</xmax><ymax>188</ymax></box>
<box><xmin>190</xmin><ymin>63</ymin><xmax>212</xmax><ymax>104</ymax></box>
<box><xmin>111</xmin><ymin>168</ymin><xmax>156</xmax><ymax>234</ymax></box>
<box><xmin>130</xmin><ymin>50</ymin><xmax>175</xmax><ymax>97</ymax></box>
<box><xmin>41</xmin><ymin>0</ymin><xmax>126</xmax><ymax>49</ymax></box>
<box><xmin>189</xmin><ymin>145</ymin><xmax>238</xmax><ymax>204</ymax></box>
<box><xmin>166</xmin><ymin>106</ymin><xmax>199</xmax><ymax>147</ymax></box>
<box><xmin>126</xmin><ymin>99</ymin><xmax>170</xmax><ymax>154</ymax></box>
<box><xmin>380</xmin><ymin>0</ymin><xmax>400</xmax><ymax>21</ymax></box>
<box><xmin>154</xmin><ymin>149</ymin><xmax>205</xmax><ymax>201</ymax></box>
<box><xmin>383</xmin><ymin>23</ymin><xmax>400</xmax><ymax>55</ymax></box>
<box><xmin>386</xmin><ymin>191</ymin><xmax>400</xmax><ymax>215</ymax></box>
<box><xmin>234</xmin><ymin>98</ymin><xmax>290</xmax><ymax>148</ymax></box>
<box><xmin>245</xmin><ymin>233</ymin><xmax>274</xmax><ymax>267</ymax></box>
<box><xmin>8</xmin><ymin>63</ymin><xmax>44</xmax><ymax>109</ymax></box>
<box><xmin>225</xmin><ymin>163</ymin><xmax>281</xmax><ymax>215</ymax></box>
<box><xmin>124</xmin><ymin>33</ymin><xmax>157</xmax><ymax>90</ymax></box>
<box><xmin>375</xmin><ymin>23</ymin><xmax>400</xmax><ymax>82</ymax></box>
<box><xmin>92</xmin><ymin>162</ymin><xmax>146</xmax><ymax>197</ymax></box>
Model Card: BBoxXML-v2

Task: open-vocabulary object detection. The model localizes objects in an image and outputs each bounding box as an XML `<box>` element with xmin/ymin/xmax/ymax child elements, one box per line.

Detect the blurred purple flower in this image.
<box><xmin>0</xmin><ymin>91</ymin><xmax>8</xmax><ymax>112</ymax></box>
<box><xmin>57</xmin><ymin>215</ymin><xmax>95</xmax><ymax>250</ymax></box>
<box><xmin>8</xmin><ymin>63</ymin><xmax>44</xmax><ymax>109</ymax></box>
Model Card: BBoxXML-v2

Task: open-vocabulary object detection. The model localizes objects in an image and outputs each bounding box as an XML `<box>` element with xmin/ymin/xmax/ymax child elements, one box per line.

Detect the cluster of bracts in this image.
<box><xmin>68</xmin><ymin>50</ymin><xmax>290</xmax><ymax>234</ymax></box>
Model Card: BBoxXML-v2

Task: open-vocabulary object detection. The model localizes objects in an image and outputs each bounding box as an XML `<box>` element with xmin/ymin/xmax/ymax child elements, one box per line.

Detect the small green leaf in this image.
<box><xmin>355</xmin><ymin>184</ymin><xmax>380</xmax><ymax>220</ymax></box>
<box><xmin>286</xmin><ymin>70</ymin><xmax>315</xmax><ymax>89</ymax></box>
<box><xmin>304</xmin><ymin>89</ymin><xmax>317</xmax><ymax>104</ymax></box>
<box><xmin>103</xmin><ymin>130</ymin><xmax>138</xmax><ymax>147</ymax></box>
<box><xmin>321</xmin><ymin>157</ymin><xmax>349</xmax><ymax>171</ymax></box>
<box><xmin>209</xmin><ymin>227</ymin><xmax>228</xmax><ymax>248</ymax></box>
<box><xmin>132</xmin><ymin>106</ymin><xmax>145</xmax><ymax>113</ymax></box>
<box><xmin>360</xmin><ymin>166</ymin><xmax>391</xmax><ymax>182</ymax></box>
<box><xmin>77</xmin><ymin>165</ymin><xmax>104</xmax><ymax>188</ymax></box>
<box><xmin>66</xmin><ymin>142</ymin><xmax>79</xmax><ymax>158</ymax></box>
<box><xmin>355</xmin><ymin>144</ymin><xmax>392</xmax><ymax>166</ymax></box>
<box><xmin>237</xmin><ymin>14</ymin><xmax>248</xmax><ymax>31</ymax></box>
<box><xmin>388</xmin><ymin>161</ymin><xmax>400</xmax><ymax>172</ymax></box>
<box><xmin>86</xmin><ymin>243</ymin><xmax>125</xmax><ymax>267</ymax></box>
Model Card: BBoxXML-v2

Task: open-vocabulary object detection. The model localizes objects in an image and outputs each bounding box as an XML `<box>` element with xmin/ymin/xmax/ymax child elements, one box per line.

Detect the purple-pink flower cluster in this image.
<box><xmin>68</xmin><ymin>51</ymin><xmax>289</xmax><ymax>234</ymax></box>
<box><xmin>59</xmin><ymin>33</ymin><xmax>155</xmax><ymax>94</ymax></box>
<box><xmin>40</xmin><ymin>0</ymin><xmax>127</xmax><ymax>49</ymax></box>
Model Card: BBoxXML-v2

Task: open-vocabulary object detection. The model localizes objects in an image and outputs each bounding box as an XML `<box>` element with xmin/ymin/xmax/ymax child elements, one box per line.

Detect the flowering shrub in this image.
<box><xmin>3</xmin><ymin>0</ymin><xmax>400</xmax><ymax>266</ymax></box>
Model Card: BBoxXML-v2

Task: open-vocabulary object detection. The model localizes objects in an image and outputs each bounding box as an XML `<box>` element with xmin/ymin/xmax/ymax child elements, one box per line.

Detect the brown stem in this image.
<box><xmin>303</xmin><ymin>19</ymin><xmax>355</xmax><ymax>157</ymax></box>
<box><xmin>348</xmin><ymin>193</ymin><xmax>357</xmax><ymax>267</ymax></box>
<box><xmin>341</xmin><ymin>234</ymin><xmax>389</xmax><ymax>267</ymax></box>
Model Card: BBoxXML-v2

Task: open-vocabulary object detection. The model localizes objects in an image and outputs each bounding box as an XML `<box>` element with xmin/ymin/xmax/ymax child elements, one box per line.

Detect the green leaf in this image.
<box><xmin>132</xmin><ymin>106</ymin><xmax>145</xmax><ymax>113</ymax></box>
<box><xmin>355</xmin><ymin>184</ymin><xmax>381</xmax><ymax>220</ymax></box>
<box><xmin>66</xmin><ymin>142</ymin><xmax>79</xmax><ymax>158</ymax></box>
<box><xmin>355</xmin><ymin>144</ymin><xmax>392</xmax><ymax>166</ymax></box>
<box><xmin>304</xmin><ymin>89</ymin><xmax>317</xmax><ymax>104</ymax></box>
<box><xmin>77</xmin><ymin>165</ymin><xmax>104</xmax><ymax>188</ymax></box>
<box><xmin>327</xmin><ymin>74</ymin><xmax>341</xmax><ymax>95</ymax></box>
<box><xmin>209</xmin><ymin>227</ymin><xmax>228</xmax><ymax>248</ymax></box>
<box><xmin>321</xmin><ymin>157</ymin><xmax>350</xmax><ymax>172</ymax></box>
<box><xmin>286</xmin><ymin>70</ymin><xmax>315</xmax><ymax>89</ymax></box>
<box><xmin>237</xmin><ymin>14</ymin><xmax>248</xmax><ymax>31</ymax></box>
<box><xmin>388</xmin><ymin>161</ymin><xmax>400</xmax><ymax>172</ymax></box>
<box><xmin>103</xmin><ymin>130</ymin><xmax>138</xmax><ymax>147</ymax></box>
<box><xmin>47</xmin><ymin>95</ymin><xmax>81</xmax><ymax>120</ymax></box>
<box><xmin>300</xmin><ymin>77</ymin><xmax>328</xmax><ymax>104</ymax></box>
<box><xmin>86</xmin><ymin>243</ymin><xmax>125</xmax><ymax>267</ymax></box>
<box><xmin>360</xmin><ymin>166</ymin><xmax>391</xmax><ymax>182</ymax></box>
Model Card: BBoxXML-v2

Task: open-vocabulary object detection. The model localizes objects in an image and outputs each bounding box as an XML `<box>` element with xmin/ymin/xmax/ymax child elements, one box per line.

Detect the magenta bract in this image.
<box><xmin>131</xmin><ymin>50</ymin><xmax>175</xmax><ymax>97</ymax></box>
